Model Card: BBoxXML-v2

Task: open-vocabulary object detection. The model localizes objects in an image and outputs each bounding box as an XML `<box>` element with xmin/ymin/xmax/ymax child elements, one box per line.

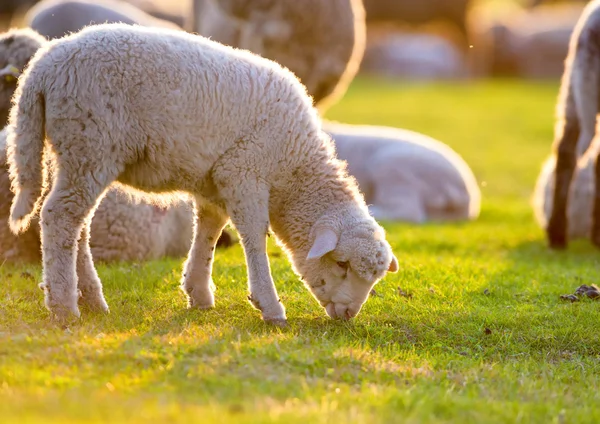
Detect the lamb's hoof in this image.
<box><xmin>263</xmin><ymin>317</ymin><xmax>288</xmax><ymax>327</ymax></box>
<box><xmin>183</xmin><ymin>285</ymin><xmax>215</xmax><ymax>310</ymax></box>
<box><xmin>188</xmin><ymin>299</ymin><xmax>215</xmax><ymax>310</ymax></box>
<box><xmin>79</xmin><ymin>294</ymin><xmax>110</xmax><ymax>313</ymax></box>
<box><xmin>49</xmin><ymin>303</ymin><xmax>81</xmax><ymax>325</ymax></box>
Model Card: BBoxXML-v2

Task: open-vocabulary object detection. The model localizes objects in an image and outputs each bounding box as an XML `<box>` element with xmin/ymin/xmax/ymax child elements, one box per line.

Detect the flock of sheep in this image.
<box><xmin>0</xmin><ymin>0</ymin><xmax>597</xmax><ymax>325</ymax></box>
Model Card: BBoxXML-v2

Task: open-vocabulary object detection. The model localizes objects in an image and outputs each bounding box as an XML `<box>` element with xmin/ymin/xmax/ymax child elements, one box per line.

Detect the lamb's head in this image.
<box><xmin>0</xmin><ymin>29</ymin><xmax>45</xmax><ymax>126</ymax></box>
<box><xmin>297</xmin><ymin>216</ymin><xmax>398</xmax><ymax>320</ymax></box>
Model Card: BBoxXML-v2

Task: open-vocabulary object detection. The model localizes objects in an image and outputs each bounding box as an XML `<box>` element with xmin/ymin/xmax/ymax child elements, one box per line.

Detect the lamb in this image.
<box><xmin>24</xmin><ymin>0</ymin><xmax>181</xmax><ymax>40</ymax></box>
<box><xmin>545</xmin><ymin>0</ymin><xmax>600</xmax><ymax>249</ymax></box>
<box><xmin>187</xmin><ymin>0</ymin><xmax>366</xmax><ymax>112</ymax></box>
<box><xmin>7</xmin><ymin>24</ymin><xmax>398</xmax><ymax>325</ymax></box>
<box><xmin>325</xmin><ymin>122</ymin><xmax>481</xmax><ymax>223</ymax></box>
<box><xmin>533</xmin><ymin>149</ymin><xmax>596</xmax><ymax>241</ymax></box>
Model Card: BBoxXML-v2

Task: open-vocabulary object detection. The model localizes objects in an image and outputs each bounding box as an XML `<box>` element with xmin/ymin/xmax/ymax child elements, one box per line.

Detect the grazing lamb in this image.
<box><xmin>7</xmin><ymin>24</ymin><xmax>398</xmax><ymax>324</ymax></box>
<box><xmin>325</xmin><ymin>122</ymin><xmax>480</xmax><ymax>222</ymax></box>
<box><xmin>533</xmin><ymin>149</ymin><xmax>596</xmax><ymax>240</ymax></box>
<box><xmin>546</xmin><ymin>0</ymin><xmax>600</xmax><ymax>249</ymax></box>
<box><xmin>24</xmin><ymin>0</ymin><xmax>181</xmax><ymax>40</ymax></box>
<box><xmin>187</xmin><ymin>0</ymin><xmax>366</xmax><ymax>112</ymax></box>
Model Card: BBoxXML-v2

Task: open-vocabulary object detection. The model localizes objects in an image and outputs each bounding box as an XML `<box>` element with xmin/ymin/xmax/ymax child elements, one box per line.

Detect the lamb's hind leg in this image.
<box><xmin>181</xmin><ymin>200</ymin><xmax>228</xmax><ymax>309</ymax></box>
<box><xmin>40</xmin><ymin>170</ymin><xmax>111</xmax><ymax>322</ymax></box>
<box><xmin>76</xmin><ymin>219</ymin><xmax>109</xmax><ymax>312</ymax></box>
<box><xmin>547</xmin><ymin>98</ymin><xmax>581</xmax><ymax>249</ymax></box>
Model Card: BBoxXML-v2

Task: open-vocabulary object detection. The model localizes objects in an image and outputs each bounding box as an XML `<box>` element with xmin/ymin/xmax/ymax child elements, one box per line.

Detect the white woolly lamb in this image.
<box><xmin>188</xmin><ymin>0</ymin><xmax>366</xmax><ymax>112</ymax></box>
<box><xmin>325</xmin><ymin>122</ymin><xmax>481</xmax><ymax>223</ymax></box>
<box><xmin>7</xmin><ymin>24</ymin><xmax>398</xmax><ymax>325</ymax></box>
<box><xmin>544</xmin><ymin>0</ymin><xmax>600</xmax><ymax>249</ymax></box>
<box><xmin>24</xmin><ymin>0</ymin><xmax>181</xmax><ymax>40</ymax></box>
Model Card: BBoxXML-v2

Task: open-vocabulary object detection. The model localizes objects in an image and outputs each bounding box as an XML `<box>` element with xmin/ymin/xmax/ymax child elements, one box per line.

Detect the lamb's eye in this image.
<box><xmin>336</xmin><ymin>261</ymin><xmax>349</xmax><ymax>270</ymax></box>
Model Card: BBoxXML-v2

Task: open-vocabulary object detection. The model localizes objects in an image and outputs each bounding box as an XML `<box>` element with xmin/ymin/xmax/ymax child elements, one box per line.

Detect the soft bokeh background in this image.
<box><xmin>1</xmin><ymin>0</ymin><xmax>600</xmax><ymax>423</ymax></box>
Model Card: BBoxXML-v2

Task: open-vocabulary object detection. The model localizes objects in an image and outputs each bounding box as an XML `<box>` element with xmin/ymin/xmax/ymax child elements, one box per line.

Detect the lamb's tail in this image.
<box><xmin>6</xmin><ymin>70</ymin><xmax>46</xmax><ymax>234</ymax></box>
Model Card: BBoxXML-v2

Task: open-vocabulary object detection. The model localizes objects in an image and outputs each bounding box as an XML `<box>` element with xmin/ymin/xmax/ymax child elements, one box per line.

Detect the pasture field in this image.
<box><xmin>1</xmin><ymin>78</ymin><xmax>599</xmax><ymax>423</ymax></box>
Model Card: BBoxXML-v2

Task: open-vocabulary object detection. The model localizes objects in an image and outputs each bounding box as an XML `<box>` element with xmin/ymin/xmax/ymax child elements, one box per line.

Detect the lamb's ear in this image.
<box><xmin>388</xmin><ymin>255</ymin><xmax>399</xmax><ymax>273</ymax></box>
<box><xmin>307</xmin><ymin>228</ymin><xmax>338</xmax><ymax>260</ymax></box>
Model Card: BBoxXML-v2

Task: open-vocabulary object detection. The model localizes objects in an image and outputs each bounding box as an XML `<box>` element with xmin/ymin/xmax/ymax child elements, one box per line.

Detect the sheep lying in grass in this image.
<box><xmin>24</xmin><ymin>0</ymin><xmax>181</xmax><ymax>40</ymax></box>
<box><xmin>533</xmin><ymin>150</ymin><xmax>595</xmax><ymax>241</ymax></box>
<box><xmin>545</xmin><ymin>0</ymin><xmax>600</xmax><ymax>249</ymax></box>
<box><xmin>325</xmin><ymin>122</ymin><xmax>481</xmax><ymax>223</ymax></box>
<box><xmin>188</xmin><ymin>0</ymin><xmax>366</xmax><ymax>112</ymax></box>
<box><xmin>7</xmin><ymin>24</ymin><xmax>398</xmax><ymax>324</ymax></box>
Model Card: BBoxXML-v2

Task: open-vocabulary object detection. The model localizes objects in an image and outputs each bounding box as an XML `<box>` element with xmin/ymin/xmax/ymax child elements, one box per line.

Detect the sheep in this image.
<box><xmin>0</xmin><ymin>126</ymin><xmax>205</xmax><ymax>263</ymax></box>
<box><xmin>545</xmin><ymin>0</ymin><xmax>600</xmax><ymax>249</ymax></box>
<box><xmin>7</xmin><ymin>24</ymin><xmax>398</xmax><ymax>325</ymax></box>
<box><xmin>0</xmin><ymin>28</ymin><xmax>45</xmax><ymax>127</ymax></box>
<box><xmin>24</xmin><ymin>0</ymin><xmax>181</xmax><ymax>40</ymax></box>
<box><xmin>325</xmin><ymin>122</ymin><xmax>481</xmax><ymax>223</ymax></box>
<box><xmin>362</xmin><ymin>0</ymin><xmax>472</xmax><ymax>44</ymax></box>
<box><xmin>533</xmin><ymin>148</ymin><xmax>596</xmax><ymax>241</ymax></box>
<box><xmin>468</xmin><ymin>2</ymin><xmax>583</xmax><ymax>78</ymax></box>
<box><xmin>187</xmin><ymin>0</ymin><xmax>366</xmax><ymax>113</ymax></box>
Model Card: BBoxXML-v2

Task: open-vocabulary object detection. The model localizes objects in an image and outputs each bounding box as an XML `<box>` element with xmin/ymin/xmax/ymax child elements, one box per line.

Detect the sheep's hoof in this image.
<box><xmin>546</xmin><ymin>225</ymin><xmax>567</xmax><ymax>250</ymax></box>
<box><xmin>263</xmin><ymin>317</ymin><xmax>288</xmax><ymax>328</ymax></box>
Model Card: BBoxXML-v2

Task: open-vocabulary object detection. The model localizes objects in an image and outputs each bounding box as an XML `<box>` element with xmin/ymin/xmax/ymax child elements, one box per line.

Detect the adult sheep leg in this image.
<box><xmin>547</xmin><ymin>96</ymin><xmax>580</xmax><ymax>249</ymax></box>
<box><xmin>181</xmin><ymin>201</ymin><xmax>228</xmax><ymax>309</ymax></box>
<box><xmin>40</xmin><ymin>170</ymin><xmax>110</xmax><ymax>321</ymax></box>
<box><xmin>76</xmin><ymin>220</ymin><xmax>109</xmax><ymax>312</ymax></box>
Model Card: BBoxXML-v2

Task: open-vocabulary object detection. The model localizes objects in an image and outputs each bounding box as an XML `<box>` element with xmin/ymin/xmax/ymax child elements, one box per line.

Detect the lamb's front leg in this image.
<box><xmin>232</xmin><ymin>204</ymin><xmax>287</xmax><ymax>326</ymax></box>
<box><xmin>76</xmin><ymin>221</ymin><xmax>109</xmax><ymax>312</ymax></box>
<box><xmin>181</xmin><ymin>201</ymin><xmax>228</xmax><ymax>309</ymax></box>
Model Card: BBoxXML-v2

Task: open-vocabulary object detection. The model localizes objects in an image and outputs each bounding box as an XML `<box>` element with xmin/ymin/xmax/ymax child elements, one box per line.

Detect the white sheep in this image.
<box><xmin>533</xmin><ymin>145</ymin><xmax>598</xmax><ymax>241</ymax></box>
<box><xmin>0</xmin><ymin>126</ymin><xmax>198</xmax><ymax>263</ymax></box>
<box><xmin>325</xmin><ymin>122</ymin><xmax>481</xmax><ymax>223</ymax></box>
<box><xmin>7</xmin><ymin>23</ymin><xmax>398</xmax><ymax>325</ymax></box>
<box><xmin>0</xmin><ymin>28</ymin><xmax>46</xmax><ymax>127</ymax></box>
<box><xmin>24</xmin><ymin>0</ymin><xmax>181</xmax><ymax>40</ymax></box>
<box><xmin>188</xmin><ymin>0</ymin><xmax>366</xmax><ymax>112</ymax></box>
<box><xmin>545</xmin><ymin>0</ymin><xmax>600</xmax><ymax>249</ymax></box>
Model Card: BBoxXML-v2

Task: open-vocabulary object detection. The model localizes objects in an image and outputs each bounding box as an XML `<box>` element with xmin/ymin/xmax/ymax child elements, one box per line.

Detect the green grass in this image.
<box><xmin>2</xmin><ymin>78</ymin><xmax>600</xmax><ymax>423</ymax></box>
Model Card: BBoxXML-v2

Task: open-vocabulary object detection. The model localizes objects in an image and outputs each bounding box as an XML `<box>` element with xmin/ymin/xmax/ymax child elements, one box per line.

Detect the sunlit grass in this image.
<box><xmin>1</xmin><ymin>78</ymin><xmax>599</xmax><ymax>423</ymax></box>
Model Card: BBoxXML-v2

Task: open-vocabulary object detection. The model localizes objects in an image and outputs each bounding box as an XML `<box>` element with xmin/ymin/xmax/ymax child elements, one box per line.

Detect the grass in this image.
<box><xmin>2</xmin><ymin>77</ymin><xmax>600</xmax><ymax>423</ymax></box>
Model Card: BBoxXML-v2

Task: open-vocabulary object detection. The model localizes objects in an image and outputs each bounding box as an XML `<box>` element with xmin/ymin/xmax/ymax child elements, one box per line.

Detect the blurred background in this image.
<box><xmin>0</xmin><ymin>0</ymin><xmax>588</xmax><ymax>81</ymax></box>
